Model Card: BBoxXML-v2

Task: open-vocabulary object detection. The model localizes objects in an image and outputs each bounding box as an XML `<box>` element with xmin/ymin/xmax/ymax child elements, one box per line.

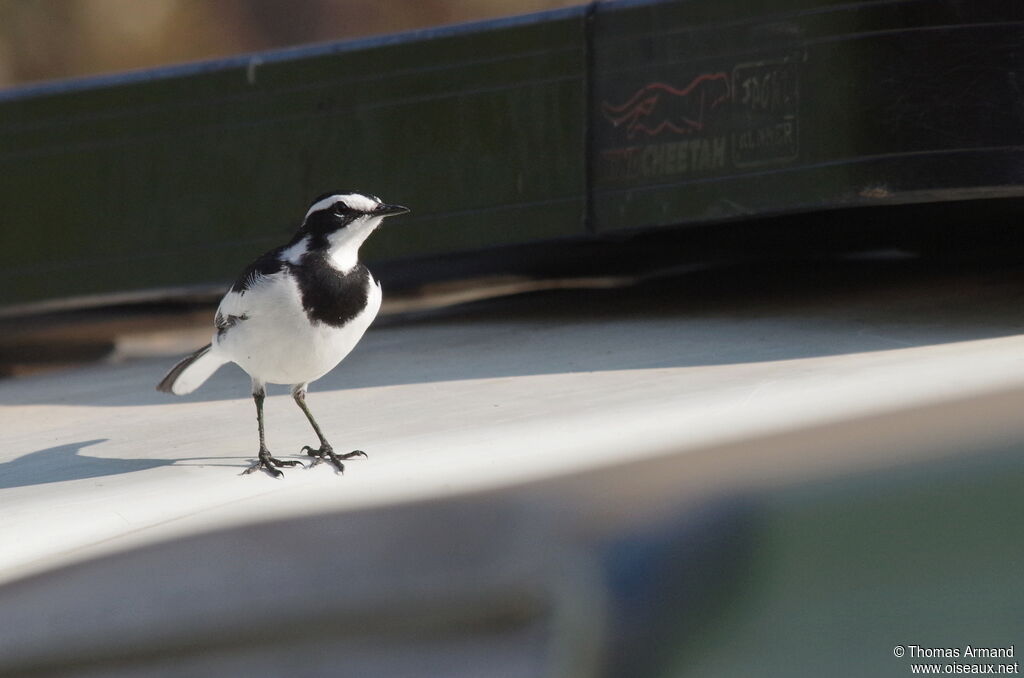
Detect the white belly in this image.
<box><xmin>214</xmin><ymin>272</ymin><xmax>382</xmax><ymax>386</ymax></box>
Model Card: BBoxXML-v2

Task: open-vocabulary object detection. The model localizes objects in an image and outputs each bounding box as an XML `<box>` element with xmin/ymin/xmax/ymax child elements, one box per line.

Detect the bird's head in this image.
<box><xmin>296</xmin><ymin>191</ymin><xmax>409</xmax><ymax>270</ymax></box>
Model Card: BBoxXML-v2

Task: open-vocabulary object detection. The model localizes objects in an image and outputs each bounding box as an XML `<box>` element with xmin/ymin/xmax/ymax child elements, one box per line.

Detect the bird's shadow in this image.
<box><xmin>0</xmin><ymin>439</ymin><xmax>234</xmax><ymax>490</ymax></box>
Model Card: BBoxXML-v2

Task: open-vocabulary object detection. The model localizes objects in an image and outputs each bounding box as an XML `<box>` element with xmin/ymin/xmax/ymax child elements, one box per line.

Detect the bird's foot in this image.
<box><xmin>242</xmin><ymin>447</ymin><xmax>304</xmax><ymax>478</ymax></box>
<box><xmin>302</xmin><ymin>444</ymin><xmax>367</xmax><ymax>474</ymax></box>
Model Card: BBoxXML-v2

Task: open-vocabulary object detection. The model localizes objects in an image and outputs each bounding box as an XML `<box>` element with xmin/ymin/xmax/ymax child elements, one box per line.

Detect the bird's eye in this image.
<box><xmin>334</xmin><ymin>202</ymin><xmax>348</xmax><ymax>215</ymax></box>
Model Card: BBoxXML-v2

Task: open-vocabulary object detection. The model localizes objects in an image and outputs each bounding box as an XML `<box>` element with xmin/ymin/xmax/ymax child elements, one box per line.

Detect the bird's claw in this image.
<box><xmin>243</xmin><ymin>449</ymin><xmax>304</xmax><ymax>478</ymax></box>
<box><xmin>302</xmin><ymin>444</ymin><xmax>367</xmax><ymax>474</ymax></box>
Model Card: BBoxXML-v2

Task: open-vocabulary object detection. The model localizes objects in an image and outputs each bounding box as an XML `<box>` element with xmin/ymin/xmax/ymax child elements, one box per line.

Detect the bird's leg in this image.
<box><xmin>292</xmin><ymin>385</ymin><xmax>366</xmax><ymax>473</ymax></box>
<box><xmin>243</xmin><ymin>385</ymin><xmax>303</xmax><ymax>477</ymax></box>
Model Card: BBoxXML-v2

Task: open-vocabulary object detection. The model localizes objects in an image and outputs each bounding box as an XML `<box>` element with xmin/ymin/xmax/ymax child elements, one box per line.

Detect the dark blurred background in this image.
<box><xmin>0</xmin><ymin>0</ymin><xmax>577</xmax><ymax>88</ymax></box>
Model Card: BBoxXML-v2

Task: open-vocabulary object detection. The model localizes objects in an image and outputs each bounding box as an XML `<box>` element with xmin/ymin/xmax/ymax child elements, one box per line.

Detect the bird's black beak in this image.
<box><xmin>374</xmin><ymin>203</ymin><xmax>410</xmax><ymax>217</ymax></box>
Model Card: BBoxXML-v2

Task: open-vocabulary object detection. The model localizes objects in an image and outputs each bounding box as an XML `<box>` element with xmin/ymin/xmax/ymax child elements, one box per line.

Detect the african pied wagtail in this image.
<box><xmin>157</xmin><ymin>192</ymin><xmax>409</xmax><ymax>477</ymax></box>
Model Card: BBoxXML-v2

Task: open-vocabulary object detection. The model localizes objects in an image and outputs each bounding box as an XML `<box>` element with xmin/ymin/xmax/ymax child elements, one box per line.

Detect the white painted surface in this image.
<box><xmin>2</xmin><ymin>265</ymin><xmax>1024</xmax><ymax>586</ymax></box>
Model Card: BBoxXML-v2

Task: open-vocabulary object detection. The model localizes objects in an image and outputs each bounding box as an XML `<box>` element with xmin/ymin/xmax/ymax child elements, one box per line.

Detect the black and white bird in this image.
<box><xmin>157</xmin><ymin>191</ymin><xmax>409</xmax><ymax>477</ymax></box>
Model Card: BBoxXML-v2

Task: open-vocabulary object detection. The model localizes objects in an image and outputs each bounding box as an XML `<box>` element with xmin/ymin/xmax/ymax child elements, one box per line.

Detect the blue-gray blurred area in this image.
<box><xmin>600</xmin><ymin>441</ymin><xmax>1024</xmax><ymax>677</ymax></box>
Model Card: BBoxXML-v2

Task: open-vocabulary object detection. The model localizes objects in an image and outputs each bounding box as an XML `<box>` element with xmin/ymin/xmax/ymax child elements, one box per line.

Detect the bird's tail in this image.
<box><xmin>156</xmin><ymin>344</ymin><xmax>226</xmax><ymax>395</ymax></box>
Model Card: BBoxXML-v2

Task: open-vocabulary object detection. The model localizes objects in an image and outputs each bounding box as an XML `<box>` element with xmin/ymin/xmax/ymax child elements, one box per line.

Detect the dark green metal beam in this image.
<box><xmin>0</xmin><ymin>8</ymin><xmax>590</xmax><ymax>309</ymax></box>
<box><xmin>3</xmin><ymin>1</ymin><xmax>1024</xmax><ymax>311</ymax></box>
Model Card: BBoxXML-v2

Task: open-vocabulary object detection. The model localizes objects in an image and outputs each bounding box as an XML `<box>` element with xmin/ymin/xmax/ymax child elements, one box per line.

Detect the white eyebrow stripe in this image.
<box><xmin>303</xmin><ymin>193</ymin><xmax>379</xmax><ymax>220</ymax></box>
<box><xmin>304</xmin><ymin>195</ymin><xmax>343</xmax><ymax>219</ymax></box>
<box><xmin>339</xmin><ymin>193</ymin><xmax>378</xmax><ymax>212</ymax></box>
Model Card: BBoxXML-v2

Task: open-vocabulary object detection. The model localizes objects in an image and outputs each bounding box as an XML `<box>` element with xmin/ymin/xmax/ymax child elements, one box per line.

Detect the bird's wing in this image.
<box><xmin>214</xmin><ymin>299</ymin><xmax>246</xmax><ymax>335</ymax></box>
<box><xmin>214</xmin><ymin>288</ymin><xmax>253</xmax><ymax>338</ymax></box>
<box><xmin>214</xmin><ymin>249</ymin><xmax>286</xmax><ymax>337</ymax></box>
